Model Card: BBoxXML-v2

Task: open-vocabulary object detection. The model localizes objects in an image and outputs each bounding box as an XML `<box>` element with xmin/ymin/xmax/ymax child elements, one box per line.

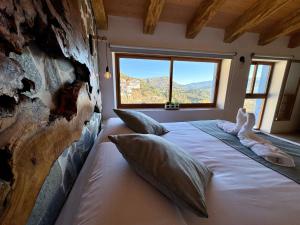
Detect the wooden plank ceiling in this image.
<box><xmin>92</xmin><ymin>0</ymin><xmax>300</xmax><ymax>48</ymax></box>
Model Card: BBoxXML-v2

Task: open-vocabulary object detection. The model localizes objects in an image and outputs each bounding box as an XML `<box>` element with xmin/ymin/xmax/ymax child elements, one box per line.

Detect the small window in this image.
<box><xmin>244</xmin><ymin>61</ymin><xmax>274</xmax><ymax>129</ymax></box>
<box><xmin>115</xmin><ymin>53</ymin><xmax>221</xmax><ymax>108</ymax></box>
<box><xmin>246</xmin><ymin>64</ymin><xmax>272</xmax><ymax>95</ymax></box>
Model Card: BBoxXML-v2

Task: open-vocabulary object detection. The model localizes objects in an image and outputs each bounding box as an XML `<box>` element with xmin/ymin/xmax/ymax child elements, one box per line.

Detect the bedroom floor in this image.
<box><xmin>274</xmin><ymin>132</ymin><xmax>300</xmax><ymax>144</ymax></box>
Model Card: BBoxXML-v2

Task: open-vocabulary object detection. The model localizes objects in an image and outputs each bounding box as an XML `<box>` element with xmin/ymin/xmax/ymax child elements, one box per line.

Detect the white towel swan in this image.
<box><xmin>238</xmin><ymin>113</ymin><xmax>295</xmax><ymax>168</ymax></box>
<box><xmin>217</xmin><ymin>108</ymin><xmax>247</xmax><ymax>135</ymax></box>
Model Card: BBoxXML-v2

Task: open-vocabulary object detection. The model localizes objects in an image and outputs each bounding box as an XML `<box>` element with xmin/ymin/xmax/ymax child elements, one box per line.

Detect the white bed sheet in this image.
<box><xmin>56</xmin><ymin>118</ymin><xmax>300</xmax><ymax>225</ymax></box>
<box><xmin>98</xmin><ymin>117</ymin><xmax>134</xmax><ymax>143</ymax></box>
<box><xmin>55</xmin><ymin>120</ymin><xmax>186</xmax><ymax>225</ymax></box>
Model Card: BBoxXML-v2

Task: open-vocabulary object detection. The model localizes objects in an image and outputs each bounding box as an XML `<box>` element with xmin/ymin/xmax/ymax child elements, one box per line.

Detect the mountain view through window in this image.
<box><xmin>117</xmin><ymin>55</ymin><xmax>219</xmax><ymax>107</ymax></box>
<box><xmin>119</xmin><ymin>58</ymin><xmax>170</xmax><ymax>104</ymax></box>
<box><xmin>172</xmin><ymin>60</ymin><xmax>216</xmax><ymax>104</ymax></box>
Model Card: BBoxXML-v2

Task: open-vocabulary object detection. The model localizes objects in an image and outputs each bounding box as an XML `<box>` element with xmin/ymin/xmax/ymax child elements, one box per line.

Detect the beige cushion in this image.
<box><xmin>113</xmin><ymin>109</ymin><xmax>168</xmax><ymax>135</ymax></box>
<box><xmin>108</xmin><ymin>134</ymin><xmax>212</xmax><ymax>217</ymax></box>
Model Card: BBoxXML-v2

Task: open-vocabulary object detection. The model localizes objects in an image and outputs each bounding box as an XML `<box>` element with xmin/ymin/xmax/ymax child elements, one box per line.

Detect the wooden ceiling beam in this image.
<box><xmin>288</xmin><ymin>32</ymin><xmax>300</xmax><ymax>48</ymax></box>
<box><xmin>91</xmin><ymin>0</ymin><xmax>108</xmax><ymax>30</ymax></box>
<box><xmin>143</xmin><ymin>0</ymin><xmax>166</xmax><ymax>34</ymax></box>
<box><xmin>259</xmin><ymin>10</ymin><xmax>300</xmax><ymax>46</ymax></box>
<box><xmin>224</xmin><ymin>0</ymin><xmax>290</xmax><ymax>43</ymax></box>
<box><xmin>186</xmin><ymin>0</ymin><xmax>225</xmax><ymax>39</ymax></box>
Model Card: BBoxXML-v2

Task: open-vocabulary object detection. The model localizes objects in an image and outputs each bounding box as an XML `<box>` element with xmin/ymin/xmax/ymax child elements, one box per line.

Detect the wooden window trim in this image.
<box><xmin>115</xmin><ymin>53</ymin><xmax>222</xmax><ymax>109</ymax></box>
<box><xmin>245</xmin><ymin>93</ymin><xmax>268</xmax><ymax>98</ymax></box>
<box><xmin>169</xmin><ymin>57</ymin><xmax>174</xmax><ymax>103</ymax></box>
<box><xmin>245</xmin><ymin>62</ymin><xmax>274</xmax><ymax>129</ymax></box>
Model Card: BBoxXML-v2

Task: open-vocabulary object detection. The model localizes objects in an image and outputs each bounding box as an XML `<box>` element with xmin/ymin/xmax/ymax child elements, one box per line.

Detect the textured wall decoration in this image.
<box><xmin>0</xmin><ymin>0</ymin><xmax>101</xmax><ymax>225</ymax></box>
<box><xmin>27</xmin><ymin>113</ymin><xmax>101</xmax><ymax>225</ymax></box>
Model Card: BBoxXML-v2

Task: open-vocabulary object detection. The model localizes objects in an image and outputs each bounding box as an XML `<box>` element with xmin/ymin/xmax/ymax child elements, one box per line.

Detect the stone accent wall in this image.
<box><xmin>0</xmin><ymin>1</ymin><xmax>101</xmax><ymax>225</ymax></box>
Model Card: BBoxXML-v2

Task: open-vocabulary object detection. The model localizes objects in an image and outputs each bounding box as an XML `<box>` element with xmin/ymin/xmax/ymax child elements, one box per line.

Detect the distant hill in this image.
<box><xmin>124</xmin><ymin>74</ymin><xmax>212</xmax><ymax>90</ymax></box>
<box><xmin>120</xmin><ymin>73</ymin><xmax>213</xmax><ymax>104</ymax></box>
<box><xmin>144</xmin><ymin>76</ymin><xmax>169</xmax><ymax>89</ymax></box>
<box><xmin>183</xmin><ymin>81</ymin><xmax>212</xmax><ymax>90</ymax></box>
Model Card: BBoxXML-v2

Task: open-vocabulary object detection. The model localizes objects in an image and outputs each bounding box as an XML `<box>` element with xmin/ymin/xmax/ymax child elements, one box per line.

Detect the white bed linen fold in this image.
<box><xmin>163</xmin><ymin>122</ymin><xmax>300</xmax><ymax>225</ymax></box>
<box><xmin>56</xmin><ymin>118</ymin><xmax>300</xmax><ymax>225</ymax></box>
<box><xmin>98</xmin><ymin>117</ymin><xmax>134</xmax><ymax>142</ymax></box>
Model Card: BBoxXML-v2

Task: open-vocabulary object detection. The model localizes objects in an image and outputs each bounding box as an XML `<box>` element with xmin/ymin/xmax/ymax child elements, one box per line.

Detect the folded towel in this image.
<box><xmin>239</xmin><ymin>132</ymin><xmax>271</xmax><ymax>147</ymax></box>
<box><xmin>251</xmin><ymin>143</ymin><xmax>295</xmax><ymax>167</ymax></box>
<box><xmin>238</xmin><ymin>113</ymin><xmax>295</xmax><ymax>167</ymax></box>
<box><xmin>217</xmin><ymin>108</ymin><xmax>247</xmax><ymax>135</ymax></box>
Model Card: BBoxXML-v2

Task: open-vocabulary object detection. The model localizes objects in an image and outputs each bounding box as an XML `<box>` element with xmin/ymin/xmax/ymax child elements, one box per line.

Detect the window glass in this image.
<box><xmin>119</xmin><ymin>58</ymin><xmax>170</xmax><ymax>104</ymax></box>
<box><xmin>243</xmin><ymin>98</ymin><xmax>265</xmax><ymax>129</ymax></box>
<box><xmin>172</xmin><ymin>61</ymin><xmax>217</xmax><ymax>104</ymax></box>
<box><xmin>244</xmin><ymin>62</ymin><xmax>273</xmax><ymax>129</ymax></box>
<box><xmin>253</xmin><ymin>64</ymin><xmax>271</xmax><ymax>94</ymax></box>
<box><xmin>116</xmin><ymin>54</ymin><xmax>221</xmax><ymax>108</ymax></box>
<box><xmin>246</xmin><ymin>65</ymin><xmax>255</xmax><ymax>93</ymax></box>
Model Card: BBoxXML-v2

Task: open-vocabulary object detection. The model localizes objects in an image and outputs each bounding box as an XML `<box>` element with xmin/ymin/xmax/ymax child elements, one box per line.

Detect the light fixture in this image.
<box><xmin>104</xmin><ymin>65</ymin><xmax>111</xmax><ymax>79</ymax></box>
<box><xmin>104</xmin><ymin>40</ymin><xmax>111</xmax><ymax>79</ymax></box>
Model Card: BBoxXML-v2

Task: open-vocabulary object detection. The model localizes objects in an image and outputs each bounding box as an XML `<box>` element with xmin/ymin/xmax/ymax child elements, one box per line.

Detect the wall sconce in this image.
<box><xmin>239</xmin><ymin>56</ymin><xmax>245</xmax><ymax>63</ymax></box>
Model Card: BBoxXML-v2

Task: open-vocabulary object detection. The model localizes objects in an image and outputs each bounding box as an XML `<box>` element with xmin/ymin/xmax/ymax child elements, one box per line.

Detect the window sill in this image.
<box><xmin>113</xmin><ymin>107</ymin><xmax>224</xmax><ymax>122</ymax></box>
<box><xmin>123</xmin><ymin>107</ymin><xmax>223</xmax><ymax>112</ymax></box>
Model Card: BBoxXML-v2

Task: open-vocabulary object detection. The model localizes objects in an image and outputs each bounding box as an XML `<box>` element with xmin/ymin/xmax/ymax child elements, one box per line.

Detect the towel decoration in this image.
<box><xmin>218</xmin><ymin>108</ymin><xmax>295</xmax><ymax>168</ymax></box>
<box><xmin>217</xmin><ymin>108</ymin><xmax>247</xmax><ymax>135</ymax></box>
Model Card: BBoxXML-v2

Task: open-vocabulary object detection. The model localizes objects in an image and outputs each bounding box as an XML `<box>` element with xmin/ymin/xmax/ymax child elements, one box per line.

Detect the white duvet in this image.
<box><xmin>56</xmin><ymin>118</ymin><xmax>300</xmax><ymax>225</ymax></box>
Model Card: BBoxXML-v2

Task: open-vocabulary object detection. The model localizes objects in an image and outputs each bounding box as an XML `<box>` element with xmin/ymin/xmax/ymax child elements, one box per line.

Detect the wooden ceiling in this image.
<box><xmin>92</xmin><ymin>0</ymin><xmax>300</xmax><ymax>48</ymax></box>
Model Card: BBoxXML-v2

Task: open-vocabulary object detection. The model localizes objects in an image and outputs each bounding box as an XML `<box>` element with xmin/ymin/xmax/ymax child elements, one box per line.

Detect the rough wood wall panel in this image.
<box><xmin>0</xmin><ymin>0</ymin><xmax>101</xmax><ymax>224</ymax></box>
<box><xmin>1</xmin><ymin>84</ymin><xmax>94</xmax><ymax>225</ymax></box>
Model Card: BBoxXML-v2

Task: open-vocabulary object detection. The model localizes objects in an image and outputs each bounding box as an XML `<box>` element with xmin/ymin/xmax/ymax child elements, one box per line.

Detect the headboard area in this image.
<box><xmin>27</xmin><ymin>113</ymin><xmax>101</xmax><ymax>225</ymax></box>
<box><xmin>0</xmin><ymin>1</ymin><xmax>101</xmax><ymax>225</ymax></box>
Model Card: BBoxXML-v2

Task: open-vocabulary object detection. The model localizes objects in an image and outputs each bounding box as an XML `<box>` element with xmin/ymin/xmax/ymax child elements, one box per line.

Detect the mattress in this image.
<box><xmin>56</xmin><ymin>118</ymin><xmax>300</xmax><ymax>225</ymax></box>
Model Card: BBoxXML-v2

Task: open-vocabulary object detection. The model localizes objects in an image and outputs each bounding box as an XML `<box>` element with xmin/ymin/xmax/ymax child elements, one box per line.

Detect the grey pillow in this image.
<box><xmin>108</xmin><ymin>134</ymin><xmax>212</xmax><ymax>217</ymax></box>
<box><xmin>113</xmin><ymin>109</ymin><xmax>168</xmax><ymax>135</ymax></box>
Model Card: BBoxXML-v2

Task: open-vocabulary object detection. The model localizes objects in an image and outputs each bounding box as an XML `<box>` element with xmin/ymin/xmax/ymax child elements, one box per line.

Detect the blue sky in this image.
<box><xmin>247</xmin><ymin>64</ymin><xmax>270</xmax><ymax>93</ymax></box>
<box><xmin>120</xmin><ymin>58</ymin><xmax>216</xmax><ymax>85</ymax></box>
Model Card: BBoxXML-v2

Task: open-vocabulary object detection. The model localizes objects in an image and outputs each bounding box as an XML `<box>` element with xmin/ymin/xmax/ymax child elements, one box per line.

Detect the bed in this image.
<box><xmin>55</xmin><ymin>117</ymin><xmax>300</xmax><ymax>225</ymax></box>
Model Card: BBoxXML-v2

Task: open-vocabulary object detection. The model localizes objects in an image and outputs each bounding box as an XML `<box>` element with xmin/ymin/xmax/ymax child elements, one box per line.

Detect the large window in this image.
<box><xmin>243</xmin><ymin>61</ymin><xmax>274</xmax><ymax>129</ymax></box>
<box><xmin>115</xmin><ymin>53</ymin><xmax>221</xmax><ymax>108</ymax></box>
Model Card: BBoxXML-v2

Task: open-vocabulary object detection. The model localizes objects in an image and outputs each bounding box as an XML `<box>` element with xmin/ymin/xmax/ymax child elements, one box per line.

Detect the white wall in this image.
<box><xmin>98</xmin><ymin>16</ymin><xmax>300</xmax><ymax>122</ymax></box>
<box><xmin>217</xmin><ymin>59</ymin><xmax>231</xmax><ymax>110</ymax></box>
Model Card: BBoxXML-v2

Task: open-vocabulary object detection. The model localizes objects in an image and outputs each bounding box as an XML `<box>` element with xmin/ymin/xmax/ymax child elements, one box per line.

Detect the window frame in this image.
<box><xmin>244</xmin><ymin>61</ymin><xmax>274</xmax><ymax>129</ymax></box>
<box><xmin>115</xmin><ymin>53</ymin><xmax>222</xmax><ymax>109</ymax></box>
